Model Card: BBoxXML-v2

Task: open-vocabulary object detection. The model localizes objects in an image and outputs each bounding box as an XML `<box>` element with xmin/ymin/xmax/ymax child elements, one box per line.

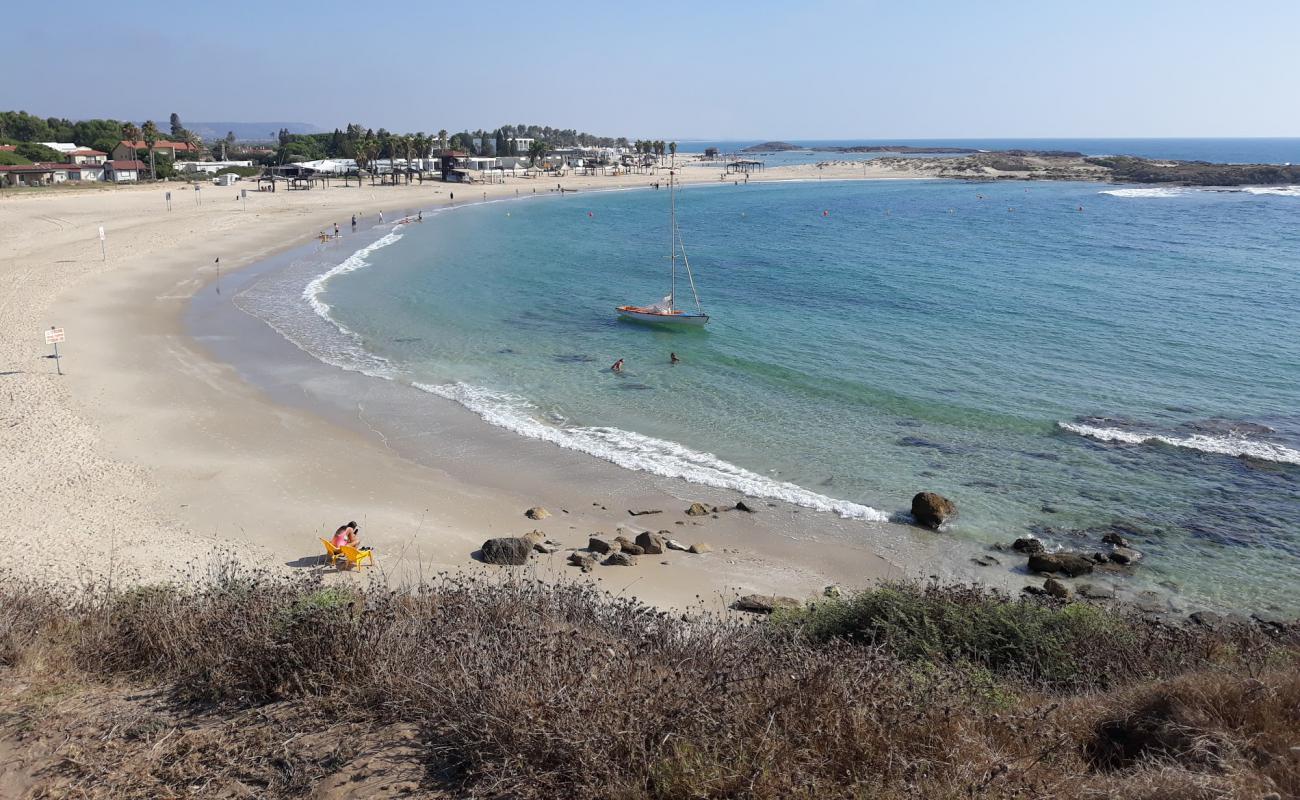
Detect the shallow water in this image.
<box><xmin>239</xmin><ymin>178</ymin><xmax>1300</xmax><ymax>613</ymax></box>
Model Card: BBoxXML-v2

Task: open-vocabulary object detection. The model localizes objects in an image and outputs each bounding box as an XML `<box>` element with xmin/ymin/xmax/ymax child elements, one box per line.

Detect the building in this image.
<box><xmin>112</xmin><ymin>140</ymin><xmax>200</xmax><ymax>161</ymax></box>
<box><xmin>176</xmin><ymin>160</ymin><xmax>254</xmax><ymax>174</ymax></box>
<box><xmin>0</xmin><ymin>144</ymin><xmax>17</xmax><ymax>153</ymax></box>
<box><xmin>39</xmin><ymin>142</ymin><xmax>80</xmax><ymax>154</ymax></box>
<box><xmin>104</xmin><ymin>160</ymin><xmax>147</xmax><ymax>182</ymax></box>
<box><xmin>65</xmin><ymin>148</ymin><xmax>108</xmax><ymax>165</ymax></box>
<box><xmin>0</xmin><ymin>162</ymin><xmax>106</xmax><ymax>186</ymax></box>
<box><xmin>0</xmin><ymin>164</ymin><xmax>59</xmax><ymax>186</ymax></box>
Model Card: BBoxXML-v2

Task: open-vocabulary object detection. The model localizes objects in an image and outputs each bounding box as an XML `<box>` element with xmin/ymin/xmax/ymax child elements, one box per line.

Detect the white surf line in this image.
<box><xmin>1058</xmin><ymin>421</ymin><xmax>1300</xmax><ymax>465</ymax></box>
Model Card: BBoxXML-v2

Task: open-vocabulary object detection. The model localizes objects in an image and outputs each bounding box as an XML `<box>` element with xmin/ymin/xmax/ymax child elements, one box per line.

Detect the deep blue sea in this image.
<box><xmin>236</xmin><ymin>141</ymin><xmax>1300</xmax><ymax>613</ymax></box>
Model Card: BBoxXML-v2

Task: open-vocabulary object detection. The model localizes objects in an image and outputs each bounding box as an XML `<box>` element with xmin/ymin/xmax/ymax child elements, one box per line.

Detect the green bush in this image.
<box><xmin>778</xmin><ymin>583</ymin><xmax>1146</xmax><ymax>686</ymax></box>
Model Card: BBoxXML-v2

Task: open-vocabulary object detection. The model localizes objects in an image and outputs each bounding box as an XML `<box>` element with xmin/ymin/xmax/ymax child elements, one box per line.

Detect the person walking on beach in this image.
<box><xmin>333</xmin><ymin>223</ymin><xmax>340</xmax><ymax>238</ymax></box>
<box><xmin>610</xmin><ymin>359</ymin><xmax>624</xmax><ymax>373</ymax></box>
<box><xmin>351</xmin><ymin>214</ymin><xmax>357</xmax><ymax>229</ymax></box>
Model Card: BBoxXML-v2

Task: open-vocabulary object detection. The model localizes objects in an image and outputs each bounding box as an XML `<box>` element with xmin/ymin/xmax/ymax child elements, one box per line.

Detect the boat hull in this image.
<box><xmin>616</xmin><ymin>307</ymin><xmax>709</xmax><ymax>327</ymax></box>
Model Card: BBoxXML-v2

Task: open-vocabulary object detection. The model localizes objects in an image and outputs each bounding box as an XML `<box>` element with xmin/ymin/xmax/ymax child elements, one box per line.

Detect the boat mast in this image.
<box><xmin>669</xmin><ymin>158</ymin><xmax>676</xmax><ymax>311</ymax></box>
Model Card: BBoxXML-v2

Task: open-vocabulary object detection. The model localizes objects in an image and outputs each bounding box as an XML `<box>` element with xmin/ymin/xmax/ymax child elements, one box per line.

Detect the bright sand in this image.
<box><xmin>0</xmin><ymin>158</ymin><xmax>995</xmax><ymax>610</ymax></box>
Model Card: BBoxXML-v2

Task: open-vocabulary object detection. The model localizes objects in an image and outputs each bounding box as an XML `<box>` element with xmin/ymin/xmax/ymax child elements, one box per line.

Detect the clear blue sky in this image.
<box><xmin>5</xmin><ymin>0</ymin><xmax>1297</xmax><ymax>139</ymax></box>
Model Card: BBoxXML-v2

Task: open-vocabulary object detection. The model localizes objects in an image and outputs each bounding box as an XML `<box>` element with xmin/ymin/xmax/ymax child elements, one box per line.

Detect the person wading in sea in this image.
<box><xmin>610</xmin><ymin>359</ymin><xmax>624</xmax><ymax>373</ymax></box>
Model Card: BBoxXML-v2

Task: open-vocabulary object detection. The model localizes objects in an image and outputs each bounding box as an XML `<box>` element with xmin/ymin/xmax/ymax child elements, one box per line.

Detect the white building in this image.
<box><xmin>177</xmin><ymin>160</ymin><xmax>254</xmax><ymax>174</ymax></box>
<box><xmin>39</xmin><ymin>142</ymin><xmax>80</xmax><ymax>154</ymax></box>
<box><xmin>104</xmin><ymin>160</ymin><xmax>146</xmax><ymax>182</ymax></box>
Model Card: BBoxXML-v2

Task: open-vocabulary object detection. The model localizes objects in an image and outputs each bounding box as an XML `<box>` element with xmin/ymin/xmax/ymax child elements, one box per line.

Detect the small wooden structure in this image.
<box><xmin>726</xmin><ymin>159</ymin><xmax>765</xmax><ymax>174</ymax></box>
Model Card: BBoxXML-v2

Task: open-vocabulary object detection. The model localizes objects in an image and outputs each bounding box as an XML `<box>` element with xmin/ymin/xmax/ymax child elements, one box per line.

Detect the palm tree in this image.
<box><xmin>669</xmin><ymin>141</ymin><xmax>677</xmax><ymax>161</ymax></box>
<box><xmin>401</xmin><ymin>135</ymin><xmax>415</xmax><ymax>184</ymax></box>
<box><xmin>141</xmin><ymin>120</ymin><xmax>160</xmax><ymax>179</ymax></box>
<box><xmin>355</xmin><ymin>136</ymin><xmax>372</xmax><ymax>184</ymax></box>
<box><xmin>438</xmin><ymin>130</ymin><xmax>448</xmax><ymax>152</ymax></box>
<box><xmin>184</xmin><ymin>130</ymin><xmax>203</xmax><ymax>162</ymax></box>
<box><xmin>527</xmin><ymin>140</ymin><xmax>547</xmax><ymax>169</ymax></box>
<box><xmin>121</xmin><ymin>122</ymin><xmax>140</xmax><ymax>148</ymax></box>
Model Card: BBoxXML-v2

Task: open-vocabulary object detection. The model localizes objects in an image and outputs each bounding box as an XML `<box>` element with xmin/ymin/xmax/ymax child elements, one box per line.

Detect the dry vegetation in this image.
<box><xmin>1</xmin><ymin>565</ymin><xmax>1296</xmax><ymax>798</ymax></box>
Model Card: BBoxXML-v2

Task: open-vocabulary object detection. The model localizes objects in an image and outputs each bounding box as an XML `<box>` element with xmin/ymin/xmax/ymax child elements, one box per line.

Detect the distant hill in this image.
<box><xmin>186</xmin><ymin>122</ymin><xmax>324</xmax><ymax>142</ymax></box>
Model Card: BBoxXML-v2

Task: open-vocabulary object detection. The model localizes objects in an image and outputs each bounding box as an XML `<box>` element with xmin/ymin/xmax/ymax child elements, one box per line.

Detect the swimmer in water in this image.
<box><xmin>670</xmin><ymin>352</ymin><xmax>680</xmax><ymax>364</ymax></box>
<box><xmin>610</xmin><ymin>359</ymin><xmax>624</xmax><ymax>373</ymax></box>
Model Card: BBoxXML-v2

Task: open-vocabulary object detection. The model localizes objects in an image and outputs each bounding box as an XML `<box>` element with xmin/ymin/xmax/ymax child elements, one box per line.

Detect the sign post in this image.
<box><xmin>98</xmin><ymin>226</ymin><xmax>106</xmax><ymax>261</ymax></box>
<box><xmin>44</xmin><ymin>327</ymin><xmax>65</xmax><ymax>375</ymax></box>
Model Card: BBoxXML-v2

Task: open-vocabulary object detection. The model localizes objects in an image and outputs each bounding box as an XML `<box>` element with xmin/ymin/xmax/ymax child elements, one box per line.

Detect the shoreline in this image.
<box><xmin>3</xmin><ymin>160</ymin><xmax>992</xmax><ymax>612</ymax></box>
<box><xmin>2</xmin><ymin>160</ymin><xmax>1271</xmax><ymax>615</ymax></box>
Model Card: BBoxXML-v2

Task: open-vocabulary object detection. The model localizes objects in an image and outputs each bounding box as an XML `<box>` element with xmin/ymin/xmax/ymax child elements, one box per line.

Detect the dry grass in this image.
<box><xmin>1</xmin><ymin>566</ymin><xmax>1296</xmax><ymax>798</ymax></box>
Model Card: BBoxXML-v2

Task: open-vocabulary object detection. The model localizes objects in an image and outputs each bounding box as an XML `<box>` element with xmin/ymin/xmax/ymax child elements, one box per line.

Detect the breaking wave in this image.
<box><xmin>303</xmin><ymin>228</ymin><xmax>405</xmax><ymax>330</ymax></box>
<box><xmin>416</xmin><ymin>380</ymin><xmax>892</xmax><ymax>521</ymax></box>
<box><xmin>1101</xmin><ymin>185</ymin><xmax>1300</xmax><ymax>199</ymax></box>
<box><xmin>1058</xmin><ymin>421</ymin><xmax>1300</xmax><ymax>465</ymax></box>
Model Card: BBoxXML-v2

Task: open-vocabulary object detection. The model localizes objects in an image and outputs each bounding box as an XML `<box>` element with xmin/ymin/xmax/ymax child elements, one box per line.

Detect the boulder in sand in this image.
<box><xmin>911</xmin><ymin>492</ymin><xmax>956</xmax><ymax>529</ymax></box>
<box><xmin>664</xmin><ymin>538</ymin><xmax>690</xmax><ymax>552</ymax></box>
<box><xmin>605</xmin><ymin>552</ymin><xmax>638</xmax><ymax>566</ymax></box>
<box><xmin>525</xmin><ymin>507</ymin><xmax>550</xmax><ymax>520</ymax></box>
<box><xmin>733</xmin><ymin>594</ymin><xmax>800</xmax><ymax>614</ymax></box>
<box><xmin>588</xmin><ymin>536</ymin><xmax>618</xmax><ymax>555</ymax></box>
<box><xmin>1012</xmin><ymin>537</ymin><xmax>1045</xmax><ymax>554</ymax></box>
<box><xmin>688</xmin><ymin>543</ymin><xmax>712</xmax><ymax>554</ymax></box>
<box><xmin>685</xmin><ymin>502</ymin><xmax>710</xmax><ymax>517</ymax></box>
<box><xmin>480</xmin><ymin>537</ymin><xmax>532</xmax><ymax>566</ymax></box>
<box><xmin>568</xmin><ymin>552</ymin><xmax>596</xmax><ymax>572</ymax></box>
<box><xmin>635</xmin><ymin>530</ymin><xmax>666</xmax><ymax>555</ymax></box>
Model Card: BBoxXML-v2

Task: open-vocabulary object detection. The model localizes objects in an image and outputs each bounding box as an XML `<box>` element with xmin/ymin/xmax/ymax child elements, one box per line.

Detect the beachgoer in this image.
<box><xmin>610</xmin><ymin>359</ymin><xmax>624</xmax><ymax>373</ymax></box>
<box><xmin>351</xmin><ymin>214</ymin><xmax>357</xmax><ymax>228</ymax></box>
<box><xmin>331</xmin><ymin>525</ymin><xmax>350</xmax><ymax>549</ymax></box>
<box><xmin>450</xmin><ymin>192</ymin><xmax>454</xmax><ymax>201</ymax></box>
<box><xmin>418</xmin><ymin>211</ymin><xmax>423</xmax><ymax>221</ymax></box>
<box><xmin>670</xmin><ymin>352</ymin><xmax>680</xmax><ymax>364</ymax></box>
<box><xmin>334</xmin><ymin>223</ymin><xmax>340</xmax><ymax>238</ymax></box>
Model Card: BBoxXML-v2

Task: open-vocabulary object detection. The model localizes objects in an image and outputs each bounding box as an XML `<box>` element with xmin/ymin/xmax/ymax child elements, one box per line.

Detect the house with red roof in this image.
<box><xmin>65</xmin><ymin>148</ymin><xmax>108</xmax><ymax>165</ymax></box>
<box><xmin>104</xmin><ymin>159</ymin><xmax>147</xmax><ymax>182</ymax></box>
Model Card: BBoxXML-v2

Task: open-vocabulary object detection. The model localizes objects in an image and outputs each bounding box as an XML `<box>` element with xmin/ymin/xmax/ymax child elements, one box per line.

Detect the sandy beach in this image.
<box><xmin>0</xmin><ymin>158</ymin><xmax>1005</xmax><ymax>610</ymax></box>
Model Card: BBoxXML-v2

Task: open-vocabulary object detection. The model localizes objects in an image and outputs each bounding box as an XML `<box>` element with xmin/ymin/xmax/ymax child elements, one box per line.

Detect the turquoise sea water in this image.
<box><xmin>250</xmin><ymin>176</ymin><xmax>1300</xmax><ymax>613</ymax></box>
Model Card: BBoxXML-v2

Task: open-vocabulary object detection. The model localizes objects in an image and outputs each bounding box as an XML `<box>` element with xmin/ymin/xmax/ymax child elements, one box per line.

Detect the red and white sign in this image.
<box><xmin>44</xmin><ymin>327</ymin><xmax>65</xmax><ymax>344</ymax></box>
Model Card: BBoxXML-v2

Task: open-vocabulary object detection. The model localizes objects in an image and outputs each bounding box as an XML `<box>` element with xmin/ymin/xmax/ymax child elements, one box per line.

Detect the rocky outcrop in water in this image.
<box><xmin>1028</xmin><ymin>552</ymin><xmax>1095</xmax><ymax>577</ymax></box>
<box><xmin>911</xmin><ymin>492</ymin><xmax>956</xmax><ymax>529</ymax></box>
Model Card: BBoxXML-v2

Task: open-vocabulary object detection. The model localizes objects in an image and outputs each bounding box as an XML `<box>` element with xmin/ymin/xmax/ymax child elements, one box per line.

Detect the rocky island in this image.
<box><xmin>869</xmin><ymin>151</ymin><xmax>1300</xmax><ymax>186</ymax></box>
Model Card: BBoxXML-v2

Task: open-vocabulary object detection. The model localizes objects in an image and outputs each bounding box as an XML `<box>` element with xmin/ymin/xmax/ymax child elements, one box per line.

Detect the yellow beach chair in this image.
<box><xmin>321</xmin><ymin>538</ymin><xmax>342</xmax><ymax>567</ymax></box>
<box><xmin>339</xmin><ymin>545</ymin><xmax>374</xmax><ymax>570</ymax></box>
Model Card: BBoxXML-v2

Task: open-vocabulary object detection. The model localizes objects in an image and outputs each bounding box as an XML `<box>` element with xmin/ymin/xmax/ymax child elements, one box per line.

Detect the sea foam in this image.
<box><xmin>1101</xmin><ymin>185</ymin><xmax>1300</xmax><ymax>199</ymax></box>
<box><xmin>416</xmin><ymin>380</ymin><xmax>892</xmax><ymax>521</ymax></box>
<box><xmin>303</xmin><ymin>229</ymin><xmax>405</xmax><ymax>328</ymax></box>
<box><xmin>1058</xmin><ymin>421</ymin><xmax>1300</xmax><ymax>465</ymax></box>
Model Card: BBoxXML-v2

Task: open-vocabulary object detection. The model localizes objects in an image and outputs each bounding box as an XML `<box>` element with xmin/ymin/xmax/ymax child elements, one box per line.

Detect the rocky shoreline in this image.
<box><xmin>470</xmin><ymin>494</ymin><xmax>1300</xmax><ymax>634</ymax></box>
<box><xmin>868</xmin><ymin>151</ymin><xmax>1300</xmax><ymax>185</ymax></box>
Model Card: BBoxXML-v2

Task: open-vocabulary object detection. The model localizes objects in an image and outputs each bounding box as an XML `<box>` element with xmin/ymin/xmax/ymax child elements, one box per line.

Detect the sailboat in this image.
<box><xmin>616</xmin><ymin>163</ymin><xmax>709</xmax><ymax>326</ymax></box>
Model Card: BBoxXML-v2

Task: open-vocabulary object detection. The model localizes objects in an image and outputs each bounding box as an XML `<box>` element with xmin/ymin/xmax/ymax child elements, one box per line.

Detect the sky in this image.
<box><xmin>4</xmin><ymin>0</ymin><xmax>1299</xmax><ymax>140</ymax></box>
